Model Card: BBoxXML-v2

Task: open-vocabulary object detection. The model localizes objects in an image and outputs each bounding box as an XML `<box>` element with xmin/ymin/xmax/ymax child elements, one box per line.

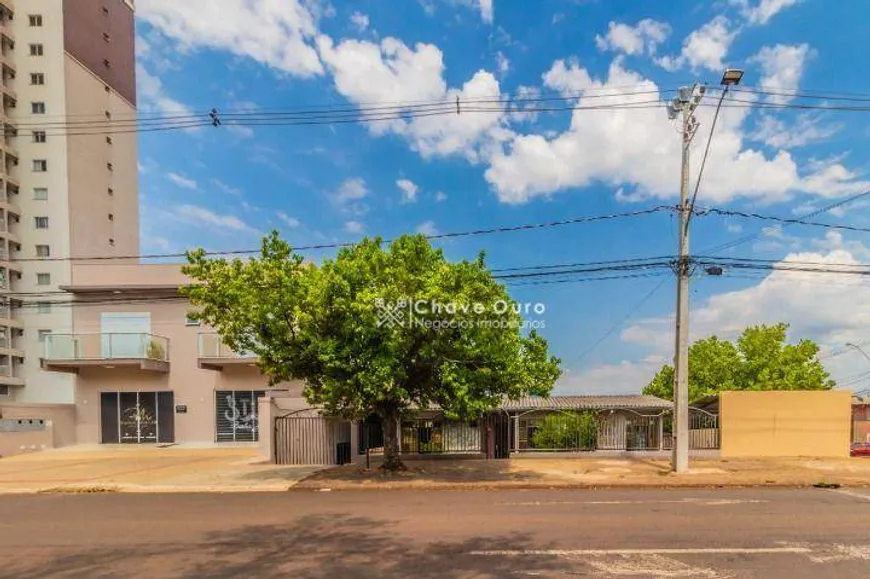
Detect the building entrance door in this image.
<box><xmin>100</xmin><ymin>391</ymin><xmax>175</xmax><ymax>444</ymax></box>
<box><xmin>119</xmin><ymin>392</ymin><xmax>158</xmax><ymax>443</ymax></box>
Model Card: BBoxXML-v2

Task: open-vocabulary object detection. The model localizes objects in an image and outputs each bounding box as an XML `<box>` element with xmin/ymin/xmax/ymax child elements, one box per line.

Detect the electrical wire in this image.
<box><xmin>7</xmin><ymin>206</ymin><xmax>675</xmax><ymax>263</ymax></box>
<box><xmin>702</xmin><ymin>206</ymin><xmax>870</xmax><ymax>235</ymax></box>
<box><xmin>573</xmin><ymin>277</ymin><xmax>668</xmax><ymax>363</ymax></box>
<box><xmin>701</xmin><ymin>190</ymin><xmax>870</xmax><ymax>254</ymax></box>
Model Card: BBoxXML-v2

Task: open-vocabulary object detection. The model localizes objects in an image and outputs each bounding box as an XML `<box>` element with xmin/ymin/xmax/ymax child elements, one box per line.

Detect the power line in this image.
<box><xmin>702</xmin><ymin>206</ymin><xmax>870</xmax><ymax>234</ymax></box>
<box><xmin>574</xmin><ymin>278</ymin><xmax>668</xmax><ymax>363</ymax></box>
<box><xmin>701</xmin><ymin>190</ymin><xmax>870</xmax><ymax>254</ymax></box>
<box><xmin>8</xmin><ymin>206</ymin><xmax>675</xmax><ymax>264</ymax></box>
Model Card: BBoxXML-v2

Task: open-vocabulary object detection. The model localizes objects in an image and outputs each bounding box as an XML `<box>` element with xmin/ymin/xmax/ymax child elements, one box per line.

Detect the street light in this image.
<box><xmin>720</xmin><ymin>68</ymin><xmax>744</xmax><ymax>86</ymax></box>
<box><xmin>846</xmin><ymin>342</ymin><xmax>870</xmax><ymax>364</ymax></box>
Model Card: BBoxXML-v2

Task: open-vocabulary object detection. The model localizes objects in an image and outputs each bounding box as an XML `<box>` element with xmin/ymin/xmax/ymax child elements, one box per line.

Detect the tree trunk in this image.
<box><xmin>381</xmin><ymin>405</ymin><xmax>405</xmax><ymax>472</ymax></box>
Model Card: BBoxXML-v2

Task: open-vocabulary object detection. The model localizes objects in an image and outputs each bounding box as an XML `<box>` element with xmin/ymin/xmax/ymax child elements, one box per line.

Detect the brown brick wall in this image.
<box><xmin>63</xmin><ymin>0</ymin><xmax>136</xmax><ymax>105</ymax></box>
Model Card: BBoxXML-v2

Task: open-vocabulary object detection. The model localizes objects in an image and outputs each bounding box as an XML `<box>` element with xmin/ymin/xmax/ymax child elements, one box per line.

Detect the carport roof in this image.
<box><xmin>500</xmin><ymin>395</ymin><xmax>672</xmax><ymax>411</ymax></box>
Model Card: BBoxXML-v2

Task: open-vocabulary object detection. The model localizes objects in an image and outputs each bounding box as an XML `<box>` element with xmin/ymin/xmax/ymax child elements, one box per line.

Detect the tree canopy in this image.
<box><xmin>643</xmin><ymin>323</ymin><xmax>835</xmax><ymax>402</ymax></box>
<box><xmin>182</xmin><ymin>232</ymin><xmax>561</xmax><ymax>469</ymax></box>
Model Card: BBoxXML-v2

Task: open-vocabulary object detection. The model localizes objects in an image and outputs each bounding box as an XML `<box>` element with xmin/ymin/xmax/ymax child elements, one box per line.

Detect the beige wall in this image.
<box><xmin>1</xmin><ymin>402</ymin><xmax>77</xmax><ymax>448</ymax></box>
<box><xmin>71</xmin><ymin>290</ymin><xmax>306</xmax><ymax>444</ymax></box>
<box><xmin>65</xmin><ymin>55</ymin><xmax>139</xmax><ymax>259</ymax></box>
<box><xmin>720</xmin><ymin>391</ymin><xmax>852</xmax><ymax>458</ymax></box>
<box><xmin>11</xmin><ymin>0</ymin><xmax>76</xmax><ymax>403</ymax></box>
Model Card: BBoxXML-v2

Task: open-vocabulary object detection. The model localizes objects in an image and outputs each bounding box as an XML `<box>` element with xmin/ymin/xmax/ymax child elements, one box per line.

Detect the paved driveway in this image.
<box><xmin>0</xmin><ymin>446</ymin><xmax>322</xmax><ymax>493</ymax></box>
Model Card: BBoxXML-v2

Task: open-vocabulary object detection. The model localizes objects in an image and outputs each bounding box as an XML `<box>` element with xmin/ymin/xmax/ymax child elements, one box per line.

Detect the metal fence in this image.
<box><xmin>400</xmin><ymin>418</ymin><xmax>482</xmax><ymax>454</ymax></box>
<box><xmin>274</xmin><ymin>413</ymin><xmax>352</xmax><ymax>465</ymax></box>
<box><xmin>511</xmin><ymin>408</ymin><xmax>719</xmax><ymax>453</ymax></box>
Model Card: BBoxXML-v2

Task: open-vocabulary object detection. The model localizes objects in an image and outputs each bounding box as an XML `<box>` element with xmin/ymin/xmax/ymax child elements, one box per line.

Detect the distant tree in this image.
<box><xmin>183</xmin><ymin>232</ymin><xmax>561</xmax><ymax>471</ymax></box>
<box><xmin>643</xmin><ymin>323</ymin><xmax>835</xmax><ymax>402</ymax></box>
<box><xmin>531</xmin><ymin>412</ymin><xmax>598</xmax><ymax>450</ymax></box>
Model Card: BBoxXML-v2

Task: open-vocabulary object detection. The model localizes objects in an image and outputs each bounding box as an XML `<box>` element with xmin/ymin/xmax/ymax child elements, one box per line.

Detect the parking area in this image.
<box><xmin>0</xmin><ymin>446</ymin><xmax>323</xmax><ymax>493</ymax></box>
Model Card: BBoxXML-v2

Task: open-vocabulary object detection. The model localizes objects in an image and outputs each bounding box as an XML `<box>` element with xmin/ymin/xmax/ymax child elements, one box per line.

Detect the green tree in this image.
<box><xmin>643</xmin><ymin>323</ymin><xmax>835</xmax><ymax>402</ymax></box>
<box><xmin>531</xmin><ymin>412</ymin><xmax>598</xmax><ymax>450</ymax></box>
<box><xmin>183</xmin><ymin>232</ymin><xmax>561</xmax><ymax>470</ymax></box>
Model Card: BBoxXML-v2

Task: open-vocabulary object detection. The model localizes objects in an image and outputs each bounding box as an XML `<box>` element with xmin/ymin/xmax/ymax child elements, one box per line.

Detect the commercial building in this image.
<box><xmin>41</xmin><ymin>263</ymin><xmax>299</xmax><ymax>445</ymax></box>
<box><xmin>1</xmin><ymin>0</ymin><xmax>139</xmax><ymax>403</ymax></box>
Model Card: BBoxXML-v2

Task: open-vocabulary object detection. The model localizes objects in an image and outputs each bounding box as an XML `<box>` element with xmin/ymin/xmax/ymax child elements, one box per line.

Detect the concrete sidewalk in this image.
<box><xmin>297</xmin><ymin>455</ymin><xmax>870</xmax><ymax>491</ymax></box>
<box><xmin>0</xmin><ymin>446</ymin><xmax>322</xmax><ymax>494</ymax></box>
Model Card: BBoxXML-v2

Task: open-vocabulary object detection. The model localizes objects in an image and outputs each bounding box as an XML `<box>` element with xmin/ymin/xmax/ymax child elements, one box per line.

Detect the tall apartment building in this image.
<box><xmin>0</xmin><ymin>0</ymin><xmax>139</xmax><ymax>402</ymax></box>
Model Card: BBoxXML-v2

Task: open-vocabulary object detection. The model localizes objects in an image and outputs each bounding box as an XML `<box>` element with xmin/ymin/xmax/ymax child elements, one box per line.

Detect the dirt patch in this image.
<box><xmin>296</xmin><ymin>456</ymin><xmax>870</xmax><ymax>491</ymax></box>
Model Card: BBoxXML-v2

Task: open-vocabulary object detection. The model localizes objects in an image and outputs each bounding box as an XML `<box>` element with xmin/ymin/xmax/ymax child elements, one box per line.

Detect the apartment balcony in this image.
<box><xmin>0</xmin><ymin>190</ymin><xmax>19</xmax><ymax>217</ymax></box>
<box><xmin>0</xmin><ymin>303</ymin><xmax>21</xmax><ymax>329</ymax></box>
<box><xmin>0</xmin><ymin>81</ymin><xmax>14</xmax><ymax>105</ymax></box>
<box><xmin>197</xmin><ymin>333</ymin><xmax>258</xmax><ymax>370</ymax></box>
<box><xmin>42</xmin><ymin>333</ymin><xmax>171</xmax><ymax>374</ymax></box>
<box><xmin>0</xmin><ymin>220</ymin><xmax>18</xmax><ymax>244</ymax></box>
<box><xmin>0</xmin><ymin>364</ymin><xmax>24</xmax><ymax>388</ymax></box>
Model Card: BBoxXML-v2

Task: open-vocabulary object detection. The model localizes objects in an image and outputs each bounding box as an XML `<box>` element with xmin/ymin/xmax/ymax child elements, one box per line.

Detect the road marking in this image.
<box><xmin>585</xmin><ymin>553</ymin><xmax>722</xmax><ymax>578</ymax></box>
<box><xmin>470</xmin><ymin>547</ymin><xmax>811</xmax><ymax>556</ymax></box>
<box><xmin>498</xmin><ymin>498</ymin><xmax>768</xmax><ymax>506</ymax></box>
<box><xmin>827</xmin><ymin>488</ymin><xmax>870</xmax><ymax>502</ymax></box>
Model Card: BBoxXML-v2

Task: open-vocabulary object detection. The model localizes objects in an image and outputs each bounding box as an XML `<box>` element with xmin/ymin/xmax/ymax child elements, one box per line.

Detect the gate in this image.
<box><xmin>486</xmin><ymin>411</ymin><xmax>510</xmax><ymax>458</ymax></box>
<box><xmin>400</xmin><ymin>418</ymin><xmax>482</xmax><ymax>454</ymax></box>
<box><xmin>274</xmin><ymin>412</ymin><xmax>352</xmax><ymax>465</ymax></box>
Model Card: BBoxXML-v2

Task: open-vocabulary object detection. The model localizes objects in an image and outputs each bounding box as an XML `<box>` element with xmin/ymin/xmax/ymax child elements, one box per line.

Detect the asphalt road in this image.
<box><xmin>1</xmin><ymin>488</ymin><xmax>869</xmax><ymax>578</ymax></box>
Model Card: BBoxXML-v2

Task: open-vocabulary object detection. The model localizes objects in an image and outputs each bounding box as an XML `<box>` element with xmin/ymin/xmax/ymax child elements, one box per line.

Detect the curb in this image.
<box><xmin>0</xmin><ymin>483</ymin><xmax>299</xmax><ymax>495</ymax></box>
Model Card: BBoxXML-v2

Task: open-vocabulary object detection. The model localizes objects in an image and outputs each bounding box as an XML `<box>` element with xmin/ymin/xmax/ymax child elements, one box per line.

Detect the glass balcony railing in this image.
<box><xmin>198</xmin><ymin>333</ymin><xmax>256</xmax><ymax>360</ymax></box>
<box><xmin>44</xmin><ymin>333</ymin><xmax>170</xmax><ymax>362</ymax></box>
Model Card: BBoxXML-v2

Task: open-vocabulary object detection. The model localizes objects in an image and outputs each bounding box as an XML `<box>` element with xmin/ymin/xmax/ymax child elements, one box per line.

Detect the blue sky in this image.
<box><xmin>134</xmin><ymin>0</ymin><xmax>870</xmax><ymax>394</ymax></box>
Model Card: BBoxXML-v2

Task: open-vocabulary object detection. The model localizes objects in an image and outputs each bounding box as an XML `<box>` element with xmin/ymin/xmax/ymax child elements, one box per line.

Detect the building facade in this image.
<box><xmin>2</xmin><ymin>0</ymin><xmax>139</xmax><ymax>402</ymax></box>
<box><xmin>41</xmin><ymin>263</ymin><xmax>302</xmax><ymax>445</ymax></box>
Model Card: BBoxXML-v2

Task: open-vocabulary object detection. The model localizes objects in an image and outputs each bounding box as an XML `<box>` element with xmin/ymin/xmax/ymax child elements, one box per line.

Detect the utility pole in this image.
<box><xmin>667</xmin><ymin>85</ymin><xmax>703</xmax><ymax>473</ymax></box>
<box><xmin>666</xmin><ymin>71</ymin><xmax>744</xmax><ymax>473</ymax></box>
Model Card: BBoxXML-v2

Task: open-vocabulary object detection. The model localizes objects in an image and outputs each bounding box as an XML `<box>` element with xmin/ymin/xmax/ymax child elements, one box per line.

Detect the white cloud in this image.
<box><xmin>555</xmin><ymin>356</ymin><xmax>668</xmax><ymax>395</ymax></box>
<box><xmin>623</xmin><ymin>242</ymin><xmax>870</xmax><ymax>359</ymax></box>
<box><xmin>750</xmin><ymin>114</ymin><xmax>842</xmax><ymax>148</ymax></box>
<box><xmin>167</xmin><ymin>172</ymin><xmax>197</xmax><ymax>190</ymax></box>
<box><xmin>476</xmin><ymin>0</ymin><xmax>493</xmax><ymax>23</ymax></box>
<box><xmin>435</xmin><ymin>191</ymin><xmax>448</xmax><ymax>202</ymax></box>
<box><xmin>316</xmin><ymin>36</ymin><xmax>509</xmax><ymax>162</ymax></box>
<box><xmin>726</xmin><ymin>222</ymin><xmax>744</xmax><ymax>233</ymax></box>
<box><xmin>176</xmin><ymin>204</ymin><xmax>254</xmax><ymax>232</ymax></box>
<box><xmin>137</xmin><ymin>0</ymin><xmax>323</xmax><ymax>77</ymax></box>
<box><xmin>344</xmin><ymin>220</ymin><xmax>365</xmax><ymax>234</ymax></box>
<box><xmin>211</xmin><ymin>178</ymin><xmax>242</xmax><ymax>196</ymax></box>
<box><xmin>276</xmin><ymin>211</ymin><xmax>301</xmax><ymax>228</ymax></box>
<box><xmin>350</xmin><ymin>11</ymin><xmax>369</xmax><ymax>32</ymax></box>
<box><xmin>750</xmin><ymin>43</ymin><xmax>813</xmax><ymax>104</ymax></box>
<box><xmin>136</xmin><ymin>64</ymin><xmax>194</xmax><ymax>118</ymax></box>
<box><xmin>416</xmin><ymin>220</ymin><xmax>440</xmax><ymax>236</ymax></box>
<box><xmin>594</xmin><ymin>19</ymin><xmax>671</xmax><ymax>56</ymax></box>
<box><xmin>331</xmin><ymin>178</ymin><xmax>369</xmax><ymax>215</ymax></box>
<box><xmin>655</xmin><ymin>16</ymin><xmax>737</xmax><ymax>72</ymax></box>
<box><xmin>732</xmin><ymin>0</ymin><xmax>802</xmax><ymax>25</ymax></box>
<box><xmin>495</xmin><ymin>51</ymin><xmax>510</xmax><ymax>75</ymax></box>
<box><xmin>484</xmin><ymin>58</ymin><xmax>869</xmax><ymax>205</ymax></box>
<box><xmin>396</xmin><ymin>178</ymin><xmax>419</xmax><ymax>203</ymax></box>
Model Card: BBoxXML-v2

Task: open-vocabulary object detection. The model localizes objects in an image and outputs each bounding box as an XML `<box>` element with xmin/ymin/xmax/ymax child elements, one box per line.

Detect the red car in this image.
<box><xmin>851</xmin><ymin>442</ymin><xmax>870</xmax><ymax>457</ymax></box>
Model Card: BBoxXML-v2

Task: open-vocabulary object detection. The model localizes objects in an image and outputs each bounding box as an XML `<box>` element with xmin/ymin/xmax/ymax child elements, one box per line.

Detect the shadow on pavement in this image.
<box><xmin>6</xmin><ymin>514</ymin><xmax>568</xmax><ymax>578</ymax></box>
<box><xmin>298</xmin><ymin>458</ymin><xmax>546</xmax><ymax>487</ymax></box>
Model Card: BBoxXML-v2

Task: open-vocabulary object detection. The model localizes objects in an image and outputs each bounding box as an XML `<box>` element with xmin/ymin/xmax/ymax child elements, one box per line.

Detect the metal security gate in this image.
<box><xmin>100</xmin><ymin>391</ymin><xmax>174</xmax><ymax>444</ymax></box>
<box><xmin>274</xmin><ymin>413</ymin><xmax>352</xmax><ymax>465</ymax></box>
<box><xmin>215</xmin><ymin>390</ymin><xmax>265</xmax><ymax>442</ymax></box>
<box><xmin>400</xmin><ymin>418</ymin><xmax>482</xmax><ymax>455</ymax></box>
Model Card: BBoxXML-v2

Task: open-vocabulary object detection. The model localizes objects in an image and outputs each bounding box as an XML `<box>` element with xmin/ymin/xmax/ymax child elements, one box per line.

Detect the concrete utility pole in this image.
<box><xmin>667</xmin><ymin>70</ymin><xmax>743</xmax><ymax>473</ymax></box>
<box><xmin>667</xmin><ymin>85</ymin><xmax>703</xmax><ymax>473</ymax></box>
